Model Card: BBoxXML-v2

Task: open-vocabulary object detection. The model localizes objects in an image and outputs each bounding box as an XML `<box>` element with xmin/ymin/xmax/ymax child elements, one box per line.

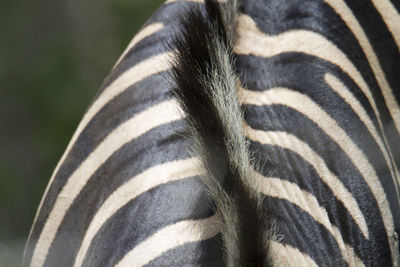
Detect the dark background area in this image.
<box><xmin>0</xmin><ymin>0</ymin><xmax>164</xmax><ymax>265</ymax></box>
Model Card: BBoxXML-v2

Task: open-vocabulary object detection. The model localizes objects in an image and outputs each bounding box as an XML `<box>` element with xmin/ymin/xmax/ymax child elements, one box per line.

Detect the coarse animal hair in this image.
<box><xmin>170</xmin><ymin>0</ymin><xmax>274</xmax><ymax>266</ymax></box>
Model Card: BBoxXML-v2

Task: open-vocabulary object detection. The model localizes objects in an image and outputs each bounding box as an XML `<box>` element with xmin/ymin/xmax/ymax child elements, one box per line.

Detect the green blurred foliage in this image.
<box><xmin>0</xmin><ymin>0</ymin><xmax>164</xmax><ymax>265</ymax></box>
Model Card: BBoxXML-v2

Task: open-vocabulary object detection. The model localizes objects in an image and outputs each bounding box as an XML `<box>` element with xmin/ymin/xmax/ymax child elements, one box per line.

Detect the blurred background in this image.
<box><xmin>0</xmin><ymin>0</ymin><xmax>164</xmax><ymax>265</ymax></box>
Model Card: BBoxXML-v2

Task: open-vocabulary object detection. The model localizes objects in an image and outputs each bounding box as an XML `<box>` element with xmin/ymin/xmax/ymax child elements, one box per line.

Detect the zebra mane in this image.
<box><xmin>171</xmin><ymin>0</ymin><xmax>273</xmax><ymax>265</ymax></box>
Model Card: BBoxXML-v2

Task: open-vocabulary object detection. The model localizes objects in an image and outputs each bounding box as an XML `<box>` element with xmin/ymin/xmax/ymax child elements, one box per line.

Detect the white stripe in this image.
<box><xmin>269</xmin><ymin>241</ymin><xmax>318</xmax><ymax>267</ymax></box>
<box><xmin>254</xmin><ymin>174</ymin><xmax>363</xmax><ymax>266</ymax></box>
<box><xmin>30</xmin><ymin>100</ymin><xmax>183</xmax><ymax>267</ymax></box>
<box><xmin>113</xmin><ymin>23</ymin><xmax>164</xmax><ymax>69</ymax></box>
<box><xmin>245</xmin><ymin>127</ymin><xmax>368</xmax><ymax>239</ymax></box>
<box><xmin>29</xmin><ymin>52</ymin><xmax>173</xmax><ymax>236</ymax></box>
<box><xmin>115</xmin><ymin>214</ymin><xmax>220</xmax><ymax>267</ymax></box>
<box><xmin>323</xmin><ymin>0</ymin><xmax>400</xmax><ymax>138</ymax></box>
<box><xmin>73</xmin><ymin>158</ymin><xmax>203</xmax><ymax>267</ymax></box>
<box><xmin>325</xmin><ymin>73</ymin><xmax>400</xmax><ymax>202</ymax></box>
<box><xmin>243</xmin><ymin>87</ymin><xmax>396</xmax><ymax>240</ymax></box>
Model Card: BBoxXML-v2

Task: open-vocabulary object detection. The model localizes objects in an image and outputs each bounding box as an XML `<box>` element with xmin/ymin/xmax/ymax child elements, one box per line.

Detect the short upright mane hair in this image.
<box><xmin>170</xmin><ymin>0</ymin><xmax>273</xmax><ymax>266</ymax></box>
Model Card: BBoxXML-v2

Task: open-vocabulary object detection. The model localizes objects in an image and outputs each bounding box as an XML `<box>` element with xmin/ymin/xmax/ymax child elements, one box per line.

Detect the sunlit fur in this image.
<box><xmin>23</xmin><ymin>0</ymin><xmax>400</xmax><ymax>266</ymax></box>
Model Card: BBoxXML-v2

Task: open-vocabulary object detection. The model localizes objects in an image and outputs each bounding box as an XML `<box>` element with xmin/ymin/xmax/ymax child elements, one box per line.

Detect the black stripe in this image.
<box><xmin>145</xmin><ymin>235</ymin><xmax>224</xmax><ymax>267</ymax></box>
<box><xmin>265</xmin><ymin>196</ymin><xmax>348</xmax><ymax>266</ymax></box>
<box><xmin>389</xmin><ymin>0</ymin><xmax>400</xmax><ymax>14</ymax></box>
<box><xmin>42</xmin><ymin>121</ymin><xmax>189</xmax><ymax>267</ymax></box>
<box><xmin>240</xmin><ymin>0</ymin><xmax>345</xmax><ymax>35</ymax></box>
<box><xmin>82</xmin><ymin>177</ymin><xmax>214</xmax><ymax>267</ymax></box>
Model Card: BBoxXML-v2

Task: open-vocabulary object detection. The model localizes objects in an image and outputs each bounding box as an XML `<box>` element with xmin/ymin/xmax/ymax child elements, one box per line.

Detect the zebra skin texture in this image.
<box><xmin>23</xmin><ymin>0</ymin><xmax>400</xmax><ymax>266</ymax></box>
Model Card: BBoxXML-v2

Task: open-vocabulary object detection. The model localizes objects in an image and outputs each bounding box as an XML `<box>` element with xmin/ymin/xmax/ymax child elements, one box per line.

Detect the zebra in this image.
<box><xmin>23</xmin><ymin>0</ymin><xmax>400</xmax><ymax>266</ymax></box>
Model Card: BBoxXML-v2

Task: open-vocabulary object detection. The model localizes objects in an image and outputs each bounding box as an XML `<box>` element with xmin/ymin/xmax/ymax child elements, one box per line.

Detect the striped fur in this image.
<box><xmin>23</xmin><ymin>0</ymin><xmax>400</xmax><ymax>266</ymax></box>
